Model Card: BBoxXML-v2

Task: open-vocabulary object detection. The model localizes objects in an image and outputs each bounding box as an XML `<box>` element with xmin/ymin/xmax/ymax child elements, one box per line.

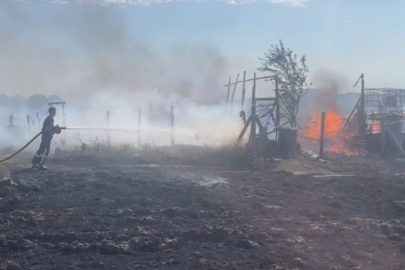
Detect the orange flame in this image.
<box><xmin>301</xmin><ymin>110</ymin><xmax>342</xmax><ymax>139</ymax></box>
<box><xmin>300</xmin><ymin>110</ymin><xmax>357</xmax><ymax>155</ymax></box>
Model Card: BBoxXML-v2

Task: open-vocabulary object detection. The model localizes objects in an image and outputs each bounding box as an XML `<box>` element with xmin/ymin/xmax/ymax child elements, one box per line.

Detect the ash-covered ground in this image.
<box><xmin>1</xmin><ymin>147</ymin><xmax>405</xmax><ymax>270</ymax></box>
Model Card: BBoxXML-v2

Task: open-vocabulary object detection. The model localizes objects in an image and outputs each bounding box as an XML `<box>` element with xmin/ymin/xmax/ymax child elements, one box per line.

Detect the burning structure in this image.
<box><xmin>300</xmin><ymin>109</ymin><xmax>357</xmax><ymax>155</ymax></box>
<box><xmin>362</xmin><ymin>88</ymin><xmax>405</xmax><ymax>155</ymax></box>
<box><xmin>364</xmin><ymin>88</ymin><xmax>405</xmax><ymax>134</ymax></box>
<box><xmin>302</xmin><ymin>74</ymin><xmax>405</xmax><ymax>157</ymax></box>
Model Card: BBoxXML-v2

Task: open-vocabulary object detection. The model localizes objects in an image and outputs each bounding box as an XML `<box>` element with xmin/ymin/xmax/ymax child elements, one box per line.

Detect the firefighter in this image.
<box><xmin>31</xmin><ymin>107</ymin><xmax>62</xmax><ymax>170</ymax></box>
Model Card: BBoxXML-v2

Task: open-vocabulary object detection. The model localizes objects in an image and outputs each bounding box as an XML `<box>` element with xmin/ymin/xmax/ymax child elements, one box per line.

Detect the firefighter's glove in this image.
<box><xmin>53</xmin><ymin>125</ymin><xmax>62</xmax><ymax>134</ymax></box>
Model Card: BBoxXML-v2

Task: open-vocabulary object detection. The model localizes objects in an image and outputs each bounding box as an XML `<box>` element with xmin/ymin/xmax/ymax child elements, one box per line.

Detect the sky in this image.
<box><xmin>1</xmin><ymin>0</ymin><xmax>405</xmax><ymax>98</ymax></box>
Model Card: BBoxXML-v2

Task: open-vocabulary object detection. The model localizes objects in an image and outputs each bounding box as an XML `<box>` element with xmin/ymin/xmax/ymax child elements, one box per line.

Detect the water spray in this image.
<box><xmin>0</xmin><ymin>125</ymin><xmax>175</xmax><ymax>164</ymax></box>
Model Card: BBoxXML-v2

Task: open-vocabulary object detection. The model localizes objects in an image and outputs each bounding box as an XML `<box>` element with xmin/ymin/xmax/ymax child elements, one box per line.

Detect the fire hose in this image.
<box><xmin>0</xmin><ymin>126</ymin><xmax>68</xmax><ymax>163</ymax></box>
<box><xmin>0</xmin><ymin>131</ymin><xmax>43</xmax><ymax>163</ymax></box>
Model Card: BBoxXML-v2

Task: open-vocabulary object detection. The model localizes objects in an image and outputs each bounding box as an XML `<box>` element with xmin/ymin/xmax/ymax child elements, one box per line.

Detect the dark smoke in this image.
<box><xmin>310</xmin><ymin>69</ymin><xmax>351</xmax><ymax>112</ymax></box>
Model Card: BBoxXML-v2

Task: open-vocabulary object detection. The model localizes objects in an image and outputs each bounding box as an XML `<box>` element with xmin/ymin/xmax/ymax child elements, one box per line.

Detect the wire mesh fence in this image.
<box><xmin>365</xmin><ymin>88</ymin><xmax>405</xmax><ymax>134</ymax></box>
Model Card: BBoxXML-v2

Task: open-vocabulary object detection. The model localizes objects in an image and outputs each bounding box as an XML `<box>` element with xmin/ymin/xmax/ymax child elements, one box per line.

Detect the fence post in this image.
<box><xmin>138</xmin><ymin>109</ymin><xmax>142</xmax><ymax>148</ymax></box>
<box><xmin>241</xmin><ymin>71</ymin><xmax>246</xmax><ymax>111</ymax></box>
<box><xmin>26</xmin><ymin>115</ymin><xmax>31</xmax><ymax>135</ymax></box>
<box><xmin>170</xmin><ymin>105</ymin><xmax>175</xmax><ymax>146</ymax></box>
<box><xmin>106</xmin><ymin>111</ymin><xmax>111</xmax><ymax>147</ymax></box>
<box><xmin>250</xmin><ymin>73</ymin><xmax>257</xmax><ymax>155</ymax></box>
<box><xmin>319</xmin><ymin>112</ymin><xmax>326</xmax><ymax>157</ymax></box>
<box><xmin>225</xmin><ymin>76</ymin><xmax>231</xmax><ymax>114</ymax></box>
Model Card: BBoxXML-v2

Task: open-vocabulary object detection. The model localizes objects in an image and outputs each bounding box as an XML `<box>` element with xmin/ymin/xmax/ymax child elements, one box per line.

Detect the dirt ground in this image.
<box><xmin>1</xmin><ymin>147</ymin><xmax>405</xmax><ymax>270</ymax></box>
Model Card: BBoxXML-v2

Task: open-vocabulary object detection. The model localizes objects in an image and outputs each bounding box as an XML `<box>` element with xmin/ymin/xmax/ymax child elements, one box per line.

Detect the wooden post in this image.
<box><xmin>356</xmin><ymin>105</ymin><xmax>362</xmax><ymax>134</ymax></box>
<box><xmin>275</xmin><ymin>75</ymin><xmax>280</xmax><ymax>141</ymax></box>
<box><xmin>62</xmin><ymin>103</ymin><xmax>66</xmax><ymax>128</ymax></box>
<box><xmin>341</xmin><ymin>98</ymin><xmax>361</xmax><ymax>132</ymax></box>
<box><xmin>149</xmin><ymin>103</ymin><xmax>153</xmax><ymax>123</ymax></box>
<box><xmin>230</xmin><ymin>73</ymin><xmax>240</xmax><ymax>115</ymax></box>
<box><xmin>106</xmin><ymin>111</ymin><xmax>111</xmax><ymax>146</ymax></box>
<box><xmin>106</xmin><ymin>111</ymin><xmax>110</xmax><ymax>128</ymax></box>
<box><xmin>36</xmin><ymin>112</ymin><xmax>40</xmax><ymax>126</ymax></box>
<box><xmin>360</xmin><ymin>74</ymin><xmax>366</xmax><ymax>138</ymax></box>
<box><xmin>241</xmin><ymin>71</ymin><xmax>246</xmax><ymax>112</ymax></box>
<box><xmin>170</xmin><ymin>104</ymin><xmax>175</xmax><ymax>146</ymax></box>
<box><xmin>250</xmin><ymin>73</ymin><xmax>257</xmax><ymax>154</ymax></box>
<box><xmin>138</xmin><ymin>109</ymin><xmax>142</xmax><ymax>148</ymax></box>
<box><xmin>236</xmin><ymin>117</ymin><xmax>252</xmax><ymax>146</ymax></box>
<box><xmin>26</xmin><ymin>115</ymin><xmax>31</xmax><ymax>135</ymax></box>
<box><xmin>319</xmin><ymin>112</ymin><xmax>326</xmax><ymax>157</ymax></box>
<box><xmin>225</xmin><ymin>76</ymin><xmax>231</xmax><ymax>114</ymax></box>
<box><xmin>381</xmin><ymin>117</ymin><xmax>387</xmax><ymax>155</ymax></box>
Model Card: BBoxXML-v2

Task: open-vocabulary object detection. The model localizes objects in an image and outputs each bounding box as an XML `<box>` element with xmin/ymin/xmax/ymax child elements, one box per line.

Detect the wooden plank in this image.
<box><xmin>341</xmin><ymin>98</ymin><xmax>361</xmax><ymax>131</ymax></box>
<box><xmin>225</xmin><ymin>76</ymin><xmax>231</xmax><ymax>114</ymax></box>
<box><xmin>319</xmin><ymin>112</ymin><xmax>326</xmax><ymax>158</ymax></box>
<box><xmin>138</xmin><ymin>109</ymin><xmax>142</xmax><ymax>147</ymax></box>
<box><xmin>230</xmin><ymin>73</ymin><xmax>240</xmax><ymax>115</ymax></box>
<box><xmin>360</xmin><ymin>74</ymin><xmax>366</xmax><ymax>138</ymax></box>
<box><xmin>225</xmin><ymin>75</ymin><xmax>277</xmax><ymax>87</ymax></box>
<box><xmin>241</xmin><ymin>71</ymin><xmax>246</xmax><ymax>111</ymax></box>
<box><xmin>313</xmin><ymin>174</ymin><xmax>354</xmax><ymax>178</ymax></box>
<box><xmin>235</xmin><ymin>117</ymin><xmax>252</xmax><ymax>146</ymax></box>
<box><xmin>26</xmin><ymin>115</ymin><xmax>31</xmax><ymax>135</ymax></box>
<box><xmin>170</xmin><ymin>105</ymin><xmax>175</xmax><ymax>146</ymax></box>
<box><xmin>250</xmin><ymin>73</ymin><xmax>257</xmax><ymax>155</ymax></box>
<box><xmin>275</xmin><ymin>76</ymin><xmax>280</xmax><ymax>141</ymax></box>
<box><xmin>256</xmin><ymin>97</ymin><xmax>276</xmax><ymax>101</ymax></box>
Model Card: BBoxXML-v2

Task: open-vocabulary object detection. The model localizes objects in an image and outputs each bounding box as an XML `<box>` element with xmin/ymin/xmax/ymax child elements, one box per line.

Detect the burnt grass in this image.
<box><xmin>1</xmin><ymin>149</ymin><xmax>405</xmax><ymax>269</ymax></box>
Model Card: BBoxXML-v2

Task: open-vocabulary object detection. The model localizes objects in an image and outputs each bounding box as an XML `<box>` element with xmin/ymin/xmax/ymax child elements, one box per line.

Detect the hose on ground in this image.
<box><xmin>0</xmin><ymin>132</ymin><xmax>43</xmax><ymax>163</ymax></box>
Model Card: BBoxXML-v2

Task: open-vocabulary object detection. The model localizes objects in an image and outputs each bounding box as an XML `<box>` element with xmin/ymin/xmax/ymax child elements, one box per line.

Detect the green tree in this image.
<box><xmin>259</xmin><ymin>40</ymin><xmax>309</xmax><ymax>127</ymax></box>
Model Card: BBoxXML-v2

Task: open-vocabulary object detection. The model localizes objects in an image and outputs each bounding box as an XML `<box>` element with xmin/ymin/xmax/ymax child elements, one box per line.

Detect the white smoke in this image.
<box><xmin>0</xmin><ymin>0</ymin><xmax>244</xmax><ymax>150</ymax></box>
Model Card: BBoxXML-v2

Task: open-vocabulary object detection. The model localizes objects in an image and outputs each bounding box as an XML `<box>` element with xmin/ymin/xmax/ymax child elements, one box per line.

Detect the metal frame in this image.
<box><xmin>364</xmin><ymin>88</ymin><xmax>405</xmax><ymax>134</ymax></box>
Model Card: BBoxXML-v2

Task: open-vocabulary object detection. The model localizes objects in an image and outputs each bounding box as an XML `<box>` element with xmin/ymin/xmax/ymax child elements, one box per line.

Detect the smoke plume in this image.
<box><xmin>0</xmin><ymin>0</ymin><xmax>229</xmax><ymax>102</ymax></box>
<box><xmin>0</xmin><ymin>0</ymin><xmax>240</xmax><ymax>148</ymax></box>
<box><xmin>310</xmin><ymin>69</ymin><xmax>351</xmax><ymax>112</ymax></box>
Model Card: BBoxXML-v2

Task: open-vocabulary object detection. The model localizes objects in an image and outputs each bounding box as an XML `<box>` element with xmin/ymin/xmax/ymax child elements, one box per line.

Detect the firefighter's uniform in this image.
<box><xmin>32</xmin><ymin>108</ymin><xmax>61</xmax><ymax>170</ymax></box>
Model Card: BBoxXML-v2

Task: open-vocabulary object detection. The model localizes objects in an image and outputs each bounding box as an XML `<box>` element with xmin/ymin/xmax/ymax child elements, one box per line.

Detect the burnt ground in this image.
<box><xmin>1</xmin><ymin>147</ymin><xmax>405</xmax><ymax>269</ymax></box>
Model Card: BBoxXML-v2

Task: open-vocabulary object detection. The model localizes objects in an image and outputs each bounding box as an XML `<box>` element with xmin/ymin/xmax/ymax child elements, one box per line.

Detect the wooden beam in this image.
<box><xmin>225</xmin><ymin>76</ymin><xmax>231</xmax><ymax>114</ymax></box>
<box><xmin>236</xmin><ymin>116</ymin><xmax>252</xmax><ymax>146</ymax></box>
<box><xmin>170</xmin><ymin>105</ymin><xmax>175</xmax><ymax>146</ymax></box>
<box><xmin>256</xmin><ymin>97</ymin><xmax>276</xmax><ymax>101</ymax></box>
<box><xmin>313</xmin><ymin>174</ymin><xmax>354</xmax><ymax>179</ymax></box>
<box><xmin>26</xmin><ymin>115</ymin><xmax>31</xmax><ymax>135</ymax></box>
<box><xmin>241</xmin><ymin>71</ymin><xmax>246</xmax><ymax>111</ymax></box>
<box><xmin>230</xmin><ymin>73</ymin><xmax>240</xmax><ymax>115</ymax></box>
<box><xmin>240</xmin><ymin>110</ymin><xmax>246</xmax><ymax>125</ymax></box>
<box><xmin>360</xmin><ymin>74</ymin><xmax>366</xmax><ymax>138</ymax></box>
<box><xmin>319</xmin><ymin>112</ymin><xmax>326</xmax><ymax>158</ymax></box>
<box><xmin>138</xmin><ymin>109</ymin><xmax>142</xmax><ymax>147</ymax></box>
<box><xmin>254</xmin><ymin>115</ymin><xmax>264</xmax><ymax>130</ymax></box>
<box><xmin>225</xmin><ymin>75</ymin><xmax>277</xmax><ymax>87</ymax></box>
<box><xmin>275</xmin><ymin>76</ymin><xmax>280</xmax><ymax>141</ymax></box>
<box><xmin>250</xmin><ymin>73</ymin><xmax>257</xmax><ymax>155</ymax></box>
<box><xmin>106</xmin><ymin>111</ymin><xmax>111</xmax><ymax>146</ymax></box>
<box><xmin>341</xmin><ymin>98</ymin><xmax>361</xmax><ymax>132</ymax></box>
